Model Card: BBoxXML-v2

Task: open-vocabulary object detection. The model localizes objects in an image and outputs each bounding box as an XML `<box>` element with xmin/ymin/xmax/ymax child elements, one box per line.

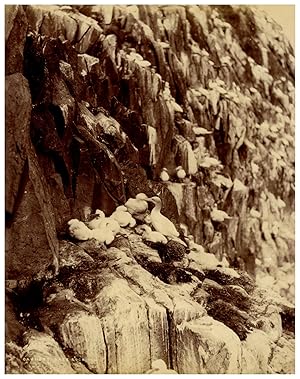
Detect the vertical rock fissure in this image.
<box><xmin>101</xmin><ymin>322</ymin><xmax>109</xmax><ymax>374</ymax></box>
<box><xmin>145</xmin><ymin>304</ymin><xmax>152</xmax><ymax>368</ymax></box>
<box><xmin>166</xmin><ymin>309</ymin><xmax>174</xmax><ymax>370</ymax></box>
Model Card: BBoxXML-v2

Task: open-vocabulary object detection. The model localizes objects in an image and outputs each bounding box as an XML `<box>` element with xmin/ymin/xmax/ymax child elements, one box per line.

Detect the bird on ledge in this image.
<box><xmin>145</xmin><ymin>196</ymin><xmax>179</xmax><ymax>238</ymax></box>
<box><xmin>138</xmin><ymin>224</ymin><xmax>168</xmax><ymax>244</ymax></box>
<box><xmin>160</xmin><ymin>167</ymin><xmax>170</xmax><ymax>182</ymax></box>
<box><xmin>125</xmin><ymin>193</ymin><xmax>149</xmax><ymax>215</ymax></box>
<box><xmin>175</xmin><ymin>166</ymin><xmax>186</xmax><ymax>180</ymax></box>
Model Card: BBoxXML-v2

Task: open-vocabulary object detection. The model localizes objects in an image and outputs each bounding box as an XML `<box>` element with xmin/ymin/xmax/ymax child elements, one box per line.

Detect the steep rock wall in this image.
<box><xmin>5</xmin><ymin>4</ymin><xmax>294</xmax><ymax>374</ymax></box>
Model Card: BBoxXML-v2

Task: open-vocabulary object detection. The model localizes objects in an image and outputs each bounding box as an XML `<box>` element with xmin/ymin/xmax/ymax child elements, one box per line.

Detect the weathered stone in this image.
<box><xmin>5</xmin><ymin>5</ymin><xmax>28</xmax><ymax>74</ymax></box>
<box><xmin>26</xmin><ymin>5</ymin><xmax>103</xmax><ymax>53</ymax></box>
<box><xmin>241</xmin><ymin>343</ymin><xmax>261</xmax><ymax>374</ymax></box>
<box><xmin>94</xmin><ymin>277</ymin><xmax>151</xmax><ymax>374</ymax></box>
<box><xmin>242</xmin><ymin>329</ymin><xmax>272</xmax><ymax>373</ymax></box>
<box><xmin>59</xmin><ymin>311</ymin><xmax>107</xmax><ymax>373</ymax></box>
<box><xmin>269</xmin><ymin>336</ymin><xmax>295</xmax><ymax>373</ymax></box>
<box><xmin>58</xmin><ymin>240</ymin><xmax>95</xmax><ymax>269</ymax></box>
<box><xmin>175</xmin><ymin>316</ymin><xmax>242</xmax><ymax>374</ymax></box>
<box><xmin>5</xmin><ymin>73</ymin><xmax>31</xmax><ymax>215</ymax></box>
<box><xmin>21</xmin><ymin>330</ymin><xmax>75</xmax><ymax>374</ymax></box>
<box><xmin>5</xmin><ymin>342</ymin><xmax>30</xmax><ymax>374</ymax></box>
<box><xmin>5</xmin><ymin>176</ymin><xmax>57</xmax><ymax>280</ymax></box>
<box><xmin>5</xmin><ymin>293</ymin><xmax>26</xmax><ymax>343</ymax></box>
<box><xmin>144</xmin><ymin>297</ymin><xmax>170</xmax><ymax>366</ymax></box>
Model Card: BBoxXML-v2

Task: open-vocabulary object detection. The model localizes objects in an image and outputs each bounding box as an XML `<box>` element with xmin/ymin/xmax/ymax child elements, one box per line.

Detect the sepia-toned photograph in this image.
<box><xmin>5</xmin><ymin>2</ymin><xmax>295</xmax><ymax>374</ymax></box>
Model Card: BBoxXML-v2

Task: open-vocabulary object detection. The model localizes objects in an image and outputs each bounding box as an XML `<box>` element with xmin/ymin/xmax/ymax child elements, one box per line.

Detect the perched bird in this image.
<box><xmin>160</xmin><ymin>167</ymin><xmax>170</xmax><ymax>182</ymax></box>
<box><xmin>145</xmin><ymin>359</ymin><xmax>178</xmax><ymax>374</ymax></box>
<box><xmin>68</xmin><ymin>219</ymin><xmax>93</xmax><ymax>241</ymax></box>
<box><xmin>90</xmin><ymin>227</ymin><xmax>114</xmax><ymax>245</ymax></box>
<box><xmin>210</xmin><ymin>206</ymin><xmax>231</xmax><ymax>222</ymax></box>
<box><xmin>175</xmin><ymin>166</ymin><xmax>186</xmax><ymax>180</ymax></box>
<box><xmin>186</xmin><ymin>235</ymin><xmax>205</xmax><ymax>254</ymax></box>
<box><xmin>139</xmin><ymin>224</ymin><xmax>168</xmax><ymax>244</ymax></box>
<box><xmin>111</xmin><ymin>205</ymin><xmax>136</xmax><ymax>227</ymax></box>
<box><xmin>103</xmin><ymin>217</ymin><xmax>121</xmax><ymax>236</ymax></box>
<box><xmin>145</xmin><ymin>196</ymin><xmax>179</xmax><ymax>238</ymax></box>
<box><xmin>193</xmin><ymin>127</ymin><xmax>213</xmax><ymax>136</ymax></box>
<box><xmin>125</xmin><ymin>193</ymin><xmax>148</xmax><ymax>215</ymax></box>
<box><xmin>86</xmin><ymin>209</ymin><xmax>106</xmax><ymax>230</ymax></box>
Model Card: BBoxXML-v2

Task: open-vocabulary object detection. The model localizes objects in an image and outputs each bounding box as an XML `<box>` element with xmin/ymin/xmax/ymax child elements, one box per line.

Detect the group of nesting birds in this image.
<box><xmin>160</xmin><ymin>166</ymin><xmax>187</xmax><ymax>182</ymax></box>
<box><xmin>68</xmin><ymin>193</ymin><xmax>231</xmax><ymax>267</ymax></box>
<box><xmin>68</xmin><ymin>193</ymin><xmax>182</xmax><ymax>247</ymax></box>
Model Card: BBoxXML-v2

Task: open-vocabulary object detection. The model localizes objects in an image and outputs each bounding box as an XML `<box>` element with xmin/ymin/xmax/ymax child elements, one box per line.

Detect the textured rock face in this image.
<box><xmin>5</xmin><ymin>4</ymin><xmax>294</xmax><ymax>374</ymax></box>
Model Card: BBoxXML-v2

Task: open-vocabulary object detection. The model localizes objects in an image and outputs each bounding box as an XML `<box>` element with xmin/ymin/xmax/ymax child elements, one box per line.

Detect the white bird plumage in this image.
<box><xmin>210</xmin><ymin>206</ymin><xmax>231</xmax><ymax>222</ymax></box>
<box><xmin>139</xmin><ymin>224</ymin><xmax>168</xmax><ymax>244</ymax></box>
<box><xmin>86</xmin><ymin>210</ymin><xmax>106</xmax><ymax>230</ymax></box>
<box><xmin>103</xmin><ymin>217</ymin><xmax>121</xmax><ymax>236</ymax></box>
<box><xmin>146</xmin><ymin>196</ymin><xmax>179</xmax><ymax>238</ymax></box>
<box><xmin>176</xmin><ymin>166</ymin><xmax>186</xmax><ymax>180</ymax></box>
<box><xmin>90</xmin><ymin>227</ymin><xmax>114</xmax><ymax>245</ymax></box>
<box><xmin>160</xmin><ymin>168</ymin><xmax>170</xmax><ymax>182</ymax></box>
<box><xmin>68</xmin><ymin>219</ymin><xmax>93</xmax><ymax>241</ymax></box>
<box><xmin>193</xmin><ymin>127</ymin><xmax>213</xmax><ymax>136</ymax></box>
<box><xmin>125</xmin><ymin>193</ymin><xmax>149</xmax><ymax>215</ymax></box>
<box><xmin>111</xmin><ymin>205</ymin><xmax>136</xmax><ymax>227</ymax></box>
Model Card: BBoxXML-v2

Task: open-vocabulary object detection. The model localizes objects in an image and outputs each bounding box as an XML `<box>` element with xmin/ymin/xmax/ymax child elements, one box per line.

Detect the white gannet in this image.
<box><xmin>103</xmin><ymin>217</ymin><xmax>121</xmax><ymax>236</ymax></box>
<box><xmin>139</xmin><ymin>224</ymin><xmax>168</xmax><ymax>244</ymax></box>
<box><xmin>125</xmin><ymin>193</ymin><xmax>148</xmax><ymax>215</ymax></box>
<box><xmin>193</xmin><ymin>127</ymin><xmax>213</xmax><ymax>136</ymax></box>
<box><xmin>86</xmin><ymin>209</ymin><xmax>106</xmax><ymax>230</ymax></box>
<box><xmin>160</xmin><ymin>167</ymin><xmax>170</xmax><ymax>182</ymax></box>
<box><xmin>210</xmin><ymin>206</ymin><xmax>232</xmax><ymax>222</ymax></box>
<box><xmin>111</xmin><ymin>205</ymin><xmax>136</xmax><ymax>227</ymax></box>
<box><xmin>145</xmin><ymin>196</ymin><xmax>179</xmax><ymax>238</ymax></box>
<box><xmin>68</xmin><ymin>219</ymin><xmax>93</xmax><ymax>241</ymax></box>
<box><xmin>90</xmin><ymin>226</ymin><xmax>114</xmax><ymax>245</ymax></box>
<box><xmin>175</xmin><ymin>166</ymin><xmax>186</xmax><ymax>180</ymax></box>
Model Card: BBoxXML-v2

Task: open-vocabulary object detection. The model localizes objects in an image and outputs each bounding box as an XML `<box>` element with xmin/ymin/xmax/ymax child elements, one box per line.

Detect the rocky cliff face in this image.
<box><xmin>5</xmin><ymin>5</ymin><xmax>294</xmax><ymax>374</ymax></box>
